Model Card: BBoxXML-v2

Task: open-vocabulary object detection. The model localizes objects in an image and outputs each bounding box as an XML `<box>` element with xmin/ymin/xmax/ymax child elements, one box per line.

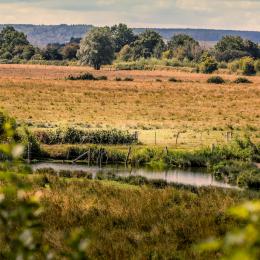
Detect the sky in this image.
<box><xmin>1</xmin><ymin>0</ymin><xmax>260</xmax><ymax>31</ymax></box>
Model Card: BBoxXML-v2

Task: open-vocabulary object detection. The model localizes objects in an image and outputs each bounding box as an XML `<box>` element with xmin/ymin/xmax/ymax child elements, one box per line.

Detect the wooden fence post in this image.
<box><xmin>165</xmin><ymin>146</ymin><xmax>169</xmax><ymax>156</ymax></box>
<box><xmin>88</xmin><ymin>148</ymin><xmax>91</xmax><ymax>166</ymax></box>
<box><xmin>125</xmin><ymin>147</ymin><xmax>132</xmax><ymax>166</ymax></box>
<box><xmin>99</xmin><ymin>149</ymin><xmax>103</xmax><ymax>168</ymax></box>
<box><xmin>176</xmin><ymin>132</ymin><xmax>181</xmax><ymax>146</ymax></box>
<box><xmin>134</xmin><ymin>131</ymin><xmax>139</xmax><ymax>143</ymax></box>
<box><xmin>27</xmin><ymin>142</ymin><xmax>31</xmax><ymax>164</ymax></box>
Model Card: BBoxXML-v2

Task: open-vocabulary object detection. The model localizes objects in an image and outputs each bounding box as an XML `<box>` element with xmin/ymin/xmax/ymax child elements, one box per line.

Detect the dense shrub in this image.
<box><xmin>237</xmin><ymin>169</ymin><xmax>260</xmax><ymax>189</ymax></box>
<box><xmin>215</xmin><ymin>50</ymin><xmax>250</xmax><ymax>62</ymax></box>
<box><xmin>66</xmin><ymin>73</ymin><xmax>96</xmax><ymax>80</ymax></box>
<box><xmin>35</xmin><ymin>128</ymin><xmax>138</xmax><ymax>145</ymax></box>
<box><xmin>67</xmin><ymin>73</ymin><xmax>107</xmax><ymax>81</ymax></box>
<box><xmin>218</xmin><ymin>62</ymin><xmax>228</xmax><ymax>69</ymax></box>
<box><xmin>233</xmin><ymin>77</ymin><xmax>252</xmax><ymax>84</ymax></box>
<box><xmin>239</xmin><ymin>57</ymin><xmax>256</xmax><ymax>75</ymax></box>
<box><xmin>124</xmin><ymin>77</ymin><xmax>134</xmax><ymax>81</ymax></box>
<box><xmin>95</xmin><ymin>75</ymin><xmax>108</xmax><ymax>80</ymax></box>
<box><xmin>207</xmin><ymin>76</ymin><xmax>225</xmax><ymax>84</ymax></box>
<box><xmin>113</xmin><ymin>58</ymin><xmax>195</xmax><ymax>71</ymax></box>
<box><xmin>228</xmin><ymin>59</ymin><xmax>240</xmax><ymax>73</ymax></box>
<box><xmin>199</xmin><ymin>56</ymin><xmax>218</xmax><ymax>74</ymax></box>
<box><xmin>254</xmin><ymin>59</ymin><xmax>260</xmax><ymax>72</ymax></box>
<box><xmin>168</xmin><ymin>77</ymin><xmax>182</xmax><ymax>82</ymax></box>
<box><xmin>213</xmin><ymin>160</ymin><xmax>253</xmax><ymax>182</ymax></box>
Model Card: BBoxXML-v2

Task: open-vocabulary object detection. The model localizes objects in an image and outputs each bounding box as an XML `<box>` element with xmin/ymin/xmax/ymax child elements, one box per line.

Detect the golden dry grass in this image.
<box><xmin>0</xmin><ymin>64</ymin><xmax>259</xmax><ymax>146</ymax></box>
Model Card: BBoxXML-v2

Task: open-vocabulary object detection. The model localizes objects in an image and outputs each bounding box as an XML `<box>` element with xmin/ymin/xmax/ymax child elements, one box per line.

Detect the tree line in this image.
<box><xmin>1</xmin><ymin>24</ymin><xmax>260</xmax><ymax>74</ymax></box>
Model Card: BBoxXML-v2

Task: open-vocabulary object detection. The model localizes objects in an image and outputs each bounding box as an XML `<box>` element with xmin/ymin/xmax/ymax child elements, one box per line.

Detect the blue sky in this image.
<box><xmin>1</xmin><ymin>0</ymin><xmax>260</xmax><ymax>30</ymax></box>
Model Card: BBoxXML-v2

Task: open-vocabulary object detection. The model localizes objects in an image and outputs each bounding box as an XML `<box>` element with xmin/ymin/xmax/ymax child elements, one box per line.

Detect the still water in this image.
<box><xmin>32</xmin><ymin>162</ymin><xmax>237</xmax><ymax>189</ymax></box>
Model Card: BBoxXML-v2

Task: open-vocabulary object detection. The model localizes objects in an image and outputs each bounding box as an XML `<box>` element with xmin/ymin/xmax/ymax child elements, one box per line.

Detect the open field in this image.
<box><xmin>0</xmin><ymin>64</ymin><xmax>259</xmax><ymax>147</ymax></box>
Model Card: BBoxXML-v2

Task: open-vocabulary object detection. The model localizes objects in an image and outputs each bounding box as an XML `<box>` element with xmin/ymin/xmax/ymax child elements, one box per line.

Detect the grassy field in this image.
<box><xmin>0</xmin><ymin>64</ymin><xmax>259</xmax><ymax>147</ymax></box>
<box><xmin>1</xmin><ymin>173</ymin><xmax>257</xmax><ymax>259</ymax></box>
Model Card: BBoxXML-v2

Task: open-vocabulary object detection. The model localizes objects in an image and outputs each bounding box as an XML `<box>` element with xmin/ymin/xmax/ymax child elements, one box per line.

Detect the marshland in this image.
<box><xmin>0</xmin><ymin>21</ymin><xmax>260</xmax><ymax>259</ymax></box>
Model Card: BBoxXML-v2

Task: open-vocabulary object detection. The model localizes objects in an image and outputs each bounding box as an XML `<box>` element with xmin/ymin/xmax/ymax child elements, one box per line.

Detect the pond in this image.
<box><xmin>32</xmin><ymin>162</ymin><xmax>237</xmax><ymax>189</ymax></box>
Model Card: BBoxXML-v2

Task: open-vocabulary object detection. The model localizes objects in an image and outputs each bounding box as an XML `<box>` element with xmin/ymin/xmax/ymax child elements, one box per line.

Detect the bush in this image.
<box><xmin>168</xmin><ymin>77</ymin><xmax>182</xmax><ymax>82</ymax></box>
<box><xmin>124</xmin><ymin>77</ymin><xmax>134</xmax><ymax>81</ymax></box>
<box><xmin>113</xmin><ymin>58</ymin><xmax>195</xmax><ymax>71</ymax></box>
<box><xmin>96</xmin><ymin>75</ymin><xmax>108</xmax><ymax>80</ymax></box>
<box><xmin>67</xmin><ymin>73</ymin><xmax>96</xmax><ymax>80</ymax></box>
<box><xmin>254</xmin><ymin>59</ymin><xmax>260</xmax><ymax>72</ymax></box>
<box><xmin>207</xmin><ymin>76</ymin><xmax>225</xmax><ymax>84</ymax></box>
<box><xmin>228</xmin><ymin>59</ymin><xmax>240</xmax><ymax>73</ymax></box>
<box><xmin>66</xmin><ymin>73</ymin><xmax>108</xmax><ymax>81</ymax></box>
<box><xmin>115</xmin><ymin>77</ymin><xmax>122</xmax><ymax>81</ymax></box>
<box><xmin>218</xmin><ymin>62</ymin><xmax>228</xmax><ymax>69</ymax></box>
<box><xmin>199</xmin><ymin>56</ymin><xmax>218</xmax><ymax>74</ymax></box>
<box><xmin>239</xmin><ymin>57</ymin><xmax>256</xmax><ymax>75</ymax></box>
<box><xmin>35</xmin><ymin>128</ymin><xmax>138</xmax><ymax>145</ymax></box>
<box><xmin>233</xmin><ymin>77</ymin><xmax>252</xmax><ymax>84</ymax></box>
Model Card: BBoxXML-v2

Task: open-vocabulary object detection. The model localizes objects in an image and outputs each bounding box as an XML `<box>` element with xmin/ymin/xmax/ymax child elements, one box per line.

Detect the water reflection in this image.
<box><xmin>32</xmin><ymin>162</ymin><xmax>236</xmax><ymax>189</ymax></box>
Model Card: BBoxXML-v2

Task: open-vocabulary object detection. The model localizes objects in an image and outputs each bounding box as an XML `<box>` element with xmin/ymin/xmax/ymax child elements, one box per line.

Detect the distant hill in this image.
<box><xmin>1</xmin><ymin>24</ymin><xmax>260</xmax><ymax>47</ymax></box>
<box><xmin>0</xmin><ymin>24</ymin><xmax>93</xmax><ymax>46</ymax></box>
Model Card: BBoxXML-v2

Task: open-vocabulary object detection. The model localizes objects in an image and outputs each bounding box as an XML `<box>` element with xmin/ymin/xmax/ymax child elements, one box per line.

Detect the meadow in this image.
<box><xmin>0</xmin><ymin>64</ymin><xmax>259</xmax><ymax>148</ymax></box>
<box><xmin>0</xmin><ymin>64</ymin><xmax>260</xmax><ymax>259</ymax></box>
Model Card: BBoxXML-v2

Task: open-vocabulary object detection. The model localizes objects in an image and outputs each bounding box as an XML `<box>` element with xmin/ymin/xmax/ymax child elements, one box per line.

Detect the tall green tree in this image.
<box><xmin>110</xmin><ymin>23</ymin><xmax>136</xmax><ymax>52</ymax></box>
<box><xmin>43</xmin><ymin>43</ymin><xmax>63</xmax><ymax>60</ymax></box>
<box><xmin>77</xmin><ymin>27</ymin><xmax>115</xmax><ymax>70</ymax></box>
<box><xmin>215</xmin><ymin>36</ymin><xmax>260</xmax><ymax>61</ymax></box>
<box><xmin>167</xmin><ymin>34</ymin><xmax>199</xmax><ymax>49</ymax></box>
<box><xmin>131</xmin><ymin>30</ymin><xmax>165</xmax><ymax>59</ymax></box>
<box><xmin>61</xmin><ymin>43</ymin><xmax>79</xmax><ymax>60</ymax></box>
<box><xmin>0</xmin><ymin>26</ymin><xmax>31</xmax><ymax>60</ymax></box>
<box><xmin>167</xmin><ymin>34</ymin><xmax>202</xmax><ymax>61</ymax></box>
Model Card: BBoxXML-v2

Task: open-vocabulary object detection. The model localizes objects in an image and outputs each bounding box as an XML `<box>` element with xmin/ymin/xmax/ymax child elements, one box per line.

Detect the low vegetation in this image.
<box><xmin>207</xmin><ymin>76</ymin><xmax>225</xmax><ymax>84</ymax></box>
<box><xmin>233</xmin><ymin>77</ymin><xmax>252</xmax><ymax>84</ymax></box>
<box><xmin>35</xmin><ymin>128</ymin><xmax>138</xmax><ymax>145</ymax></box>
<box><xmin>168</xmin><ymin>77</ymin><xmax>182</xmax><ymax>82</ymax></box>
<box><xmin>66</xmin><ymin>73</ymin><xmax>107</xmax><ymax>81</ymax></box>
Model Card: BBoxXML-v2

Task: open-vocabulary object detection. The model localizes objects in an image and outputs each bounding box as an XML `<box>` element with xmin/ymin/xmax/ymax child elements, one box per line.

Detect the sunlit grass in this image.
<box><xmin>0</xmin><ymin>64</ymin><xmax>259</xmax><ymax>148</ymax></box>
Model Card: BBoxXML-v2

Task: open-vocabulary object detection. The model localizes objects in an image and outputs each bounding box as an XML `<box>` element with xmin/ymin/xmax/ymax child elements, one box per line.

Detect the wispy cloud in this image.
<box><xmin>0</xmin><ymin>0</ymin><xmax>260</xmax><ymax>30</ymax></box>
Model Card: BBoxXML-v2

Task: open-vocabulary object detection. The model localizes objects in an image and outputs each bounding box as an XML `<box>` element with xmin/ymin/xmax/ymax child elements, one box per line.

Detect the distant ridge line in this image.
<box><xmin>1</xmin><ymin>24</ymin><xmax>260</xmax><ymax>46</ymax></box>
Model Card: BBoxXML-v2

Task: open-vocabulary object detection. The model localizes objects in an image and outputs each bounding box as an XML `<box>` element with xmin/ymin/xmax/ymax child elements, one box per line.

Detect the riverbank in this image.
<box><xmin>31</xmin><ymin>136</ymin><xmax>259</xmax><ymax>189</ymax></box>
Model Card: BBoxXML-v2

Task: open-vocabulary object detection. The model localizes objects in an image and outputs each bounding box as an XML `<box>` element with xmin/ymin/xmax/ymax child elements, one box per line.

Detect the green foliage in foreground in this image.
<box><xmin>0</xmin><ymin>114</ymin><xmax>90</xmax><ymax>259</ymax></box>
<box><xmin>199</xmin><ymin>201</ymin><xmax>260</xmax><ymax>260</ymax></box>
